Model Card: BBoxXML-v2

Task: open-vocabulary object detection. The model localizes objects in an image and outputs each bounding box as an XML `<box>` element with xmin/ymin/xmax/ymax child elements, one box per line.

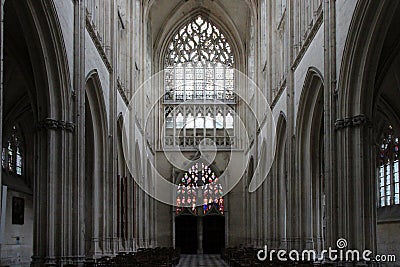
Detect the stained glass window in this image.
<box><xmin>176</xmin><ymin>162</ymin><xmax>224</xmax><ymax>215</ymax></box>
<box><xmin>165</xmin><ymin>16</ymin><xmax>234</xmax><ymax>67</ymax></box>
<box><xmin>164</xmin><ymin>14</ymin><xmax>235</xmax><ymax>101</ymax></box>
<box><xmin>7</xmin><ymin>142</ymin><xmax>13</xmax><ymax>172</ymax></box>
<box><xmin>378</xmin><ymin>125</ymin><xmax>400</xmax><ymax>207</ymax></box>
<box><xmin>16</xmin><ymin>147</ymin><xmax>22</xmax><ymax>176</ymax></box>
<box><xmin>163</xmin><ymin>15</ymin><xmax>236</xmax><ymax>148</ymax></box>
<box><xmin>2</xmin><ymin>126</ymin><xmax>23</xmax><ymax>176</ymax></box>
<box><xmin>1</xmin><ymin>148</ymin><xmax>5</xmax><ymax>169</ymax></box>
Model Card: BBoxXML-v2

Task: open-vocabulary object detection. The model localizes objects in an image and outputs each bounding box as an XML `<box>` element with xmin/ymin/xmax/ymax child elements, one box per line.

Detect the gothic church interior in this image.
<box><xmin>0</xmin><ymin>0</ymin><xmax>399</xmax><ymax>266</ymax></box>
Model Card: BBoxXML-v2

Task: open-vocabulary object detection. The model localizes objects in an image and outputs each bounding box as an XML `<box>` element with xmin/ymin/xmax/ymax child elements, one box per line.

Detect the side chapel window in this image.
<box><xmin>2</xmin><ymin>126</ymin><xmax>23</xmax><ymax>176</ymax></box>
<box><xmin>378</xmin><ymin>125</ymin><xmax>400</xmax><ymax>207</ymax></box>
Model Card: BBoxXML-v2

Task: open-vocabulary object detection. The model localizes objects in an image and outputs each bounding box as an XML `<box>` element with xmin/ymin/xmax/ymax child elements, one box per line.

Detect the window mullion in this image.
<box><xmin>391</xmin><ymin>159</ymin><xmax>394</xmax><ymax>206</ymax></box>
<box><xmin>223</xmin><ymin>106</ymin><xmax>226</xmax><ymax>147</ymax></box>
<box><xmin>173</xmin><ymin>107</ymin><xmax>176</xmax><ymax>147</ymax></box>
<box><xmin>193</xmin><ymin>107</ymin><xmax>197</xmax><ymax>146</ymax></box>
<box><xmin>203</xmin><ymin>106</ymin><xmax>206</xmax><ymax>140</ymax></box>
<box><xmin>213</xmin><ymin>64</ymin><xmax>216</xmax><ymax>101</ymax></box>
<box><xmin>184</xmin><ymin>64</ymin><xmax>187</xmax><ymax>102</ymax></box>
<box><xmin>387</xmin><ymin>163</ymin><xmax>391</xmax><ymax>206</ymax></box>
<box><xmin>392</xmin><ymin>160</ymin><xmax>399</xmax><ymax>205</ymax></box>
<box><xmin>390</xmin><ymin>153</ymin><xmax>398</xmax><ymax>205</ymax></box>
<box><xmin>183</xmin><ymin>106</ymin><xmax>187</xmax><ymax>148</ymax></box>
<box><xmin>223</xmin><ymin>66</ymin><xmax>227</xmax><ymax>101</ymax></box>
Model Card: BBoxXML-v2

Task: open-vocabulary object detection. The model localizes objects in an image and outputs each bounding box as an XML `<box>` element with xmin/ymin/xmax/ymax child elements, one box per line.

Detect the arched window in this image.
<box><xmin>163</xmin><ymin>15</ymin><xmax>236</xmax><ymax>148</ymax></box>
<box><xmin>378</xmin><ymin>125</ymin><xmax>400</xmax><ymax>207</ymax></box>
<box><xmin>176</xmin><ymin>162</ymin><xmax>224</xmax><ymax>215</ymax></box>
<box><xmin>2</xmin><ymin>125</ymin><xmax>23</xmax><ymax>176</ymax></box>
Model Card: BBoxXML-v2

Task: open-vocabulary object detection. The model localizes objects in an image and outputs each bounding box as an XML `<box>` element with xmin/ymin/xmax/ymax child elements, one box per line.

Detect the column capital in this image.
<box><xmin>37</xmin><ymin>118</ymin><xmax>75</xmax><ymax>132</ymax></box>
<box><xmin>334</xmin><ymin>114</ymin><xmax>371</xmax><ymax>130</ymax></box>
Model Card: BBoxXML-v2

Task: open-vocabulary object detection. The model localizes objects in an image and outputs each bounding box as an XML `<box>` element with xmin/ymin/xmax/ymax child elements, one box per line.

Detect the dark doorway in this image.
<box><xmin>175</xmin><ymin>215</ymin><xmax>198</xmax><ymax>254</ymax></box>
<box><xmin>203</xmin><ymin>215</ymin><xmax>225</xmax><ymax>254</ymax></box>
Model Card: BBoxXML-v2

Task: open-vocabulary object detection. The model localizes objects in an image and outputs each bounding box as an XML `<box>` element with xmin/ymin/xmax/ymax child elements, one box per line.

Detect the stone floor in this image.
<box><xmin>176</xmin><ymin>254</ymin><xmax>228</xmax><ymax>267</ymax></box>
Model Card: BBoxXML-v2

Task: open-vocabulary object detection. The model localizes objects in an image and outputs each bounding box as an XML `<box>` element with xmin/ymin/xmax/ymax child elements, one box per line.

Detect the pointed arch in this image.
<box><xmin>116</xmin><ymin>114</ymin><xmax>132</xmax><ymax>242</ymax></box>
<box><xmin>146</xmin><ymin>0</ymin><xmax>257</xmax><ymax>19</ymax></box>
<box><xmin>84</xmin><ymin>70</ymin><xmax>109</xmax><ymax>256</ymax></box>
<box><xmin>275</xmin><ymin>112</ymin><xmax>288</xmax><ymax>248</ymax></box>
<box><xmin>3</xmin><ymin>0</ymin><xmax>73</xmax><ymax>265</ymax></box>
<box><xmin>337</xmin><ymin>0</ymin><xmax>400</xmax><ymax>254</ymax></box>
<box><xmin>338</xmin><ymin>0</ymin><xmax>400</xmax><ymax>118</ymax></box>
<box><xmin>296</xmin><ymin>67</ymin><xmax>325</xmax><ymax>252</ymax></box>
<box><xmin>155</xmin><ymin>8</ymin><xmax>245</xmax><ymax>72</ymax></box>
<box><xmin>85</xmin><ymin>70</ymin><xmax>109</xmax><ymax>161</ymax></box>
<box><xmin>8</xmin><ymin>0</ymin><xmax>71</xmax><ymax>121</ymax></box>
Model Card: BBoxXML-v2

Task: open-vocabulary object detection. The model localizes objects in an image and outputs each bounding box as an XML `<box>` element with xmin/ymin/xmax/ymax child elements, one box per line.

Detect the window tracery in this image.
<box><xmin>163</xmin><ymin>15</ymin><xmax>236</xmax><ymax>149</ymax></box>
<box><xmin>176</xmin><ymin>162</ymin><xmax>224</xmax><ymax>215</ymax></box>
<box><xmin>165</xmin><ymin>16</ymin><xmax>234</xmax><ymax>67</ymax></box>
<box><xmin>378</xmin><ymin>125</ymin><xmax>400</xmax><ymax>207</ymax></box>
<box><xmin>2</xmin><ymin>126</ymin><xmax>23</xmax><ymax>176</ymax></box>
<box><xmin>164</xmin><ymin>105</ymin><xmax>235</xmax><ymax>147</ymax></box>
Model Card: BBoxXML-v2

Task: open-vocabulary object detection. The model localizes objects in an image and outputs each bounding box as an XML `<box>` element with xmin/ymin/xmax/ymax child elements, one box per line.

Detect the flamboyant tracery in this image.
<box><xmin>163</xmin><ymin>15</ymin><xmax>236</xmax><ymax>149</ymax></box>
<box><xmin>176</xmin><ymin>162</ymin><xmax>224</xmax><ymax>215</ymax></box>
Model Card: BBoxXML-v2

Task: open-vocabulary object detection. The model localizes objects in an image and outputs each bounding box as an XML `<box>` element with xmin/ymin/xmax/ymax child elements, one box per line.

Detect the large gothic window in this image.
<box><xmin>163</xmin><ymin>15</ymin><xmax>236</xmax><ymax>148</ymax></box>
<box><xmin>176</xmin><ymin>162</ymin><xmax>224</xmax><ymax>215</ymax></box>
<box><xmin>2</xmin><ymin>125</ymin><xmax>23</xmax><ymax>176</ymax></box>
<box><xmin>378</xmin><ymin>125</ymin><xmax>400</xmax><ymax>207</ymax></box>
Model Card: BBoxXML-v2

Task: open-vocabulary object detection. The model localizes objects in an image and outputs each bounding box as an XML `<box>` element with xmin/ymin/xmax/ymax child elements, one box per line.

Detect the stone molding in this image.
<box><xmin>291</xmin><ymin>7</ymin><xmax>324</xmax><ymax>71</ymax></box>
<box><xmin>37</xmin><ymin>118</ymin><xmax>75</xmax><ymax>132</ymax></box>
<box><xmin>85</xmin><ymin>11</ymin><xmax>112</xmax><ymax>73</ymax></box>
<box><xmin>334</xmin><ymin>114</ymin><xmax>369</xmax><ymax>130</ymax></box>
<box><xmin>117</xmin><ymin>78</ymin><xmax>130</xmax><ymax>106</ymax></box>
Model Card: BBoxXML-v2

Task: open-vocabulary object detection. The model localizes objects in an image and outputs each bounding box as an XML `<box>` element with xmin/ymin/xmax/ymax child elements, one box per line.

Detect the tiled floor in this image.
<box><xmin>176</xmin><ymin>254</ymin><xmax>228</xmax><ymax>267</ymax></box>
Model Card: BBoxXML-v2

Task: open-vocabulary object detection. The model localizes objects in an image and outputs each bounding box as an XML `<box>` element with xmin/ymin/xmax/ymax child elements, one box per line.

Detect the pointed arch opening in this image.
<box><xmin>1</xmin><ymin>0</ymin><xmax>71</xmax><ymax>265</ymax></box>
<box><xmin>275</xmin><ymin>113</ymin><xmax>288</xmax><ymax>248</ymax></box>
<box><xmin>84</xmin><ymin>71</ymin><xmax>109</xmax><ymax>256</ymax></box>
<box><xmin>161</xmin><ymin>13</ymin><xmax>238</xmax><ymax>150</ymax></box>
<box><xmin>296</xmin><ymin>68</ymin><xmax>325</xmax><ymax>252</ymax></box>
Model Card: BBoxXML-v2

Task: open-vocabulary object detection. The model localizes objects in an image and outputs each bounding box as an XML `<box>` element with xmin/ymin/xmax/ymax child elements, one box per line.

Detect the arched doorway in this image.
<box><xmin>175</xmin><ymin>162</ymin><xmax>225</xmax><ymax>254</ymax></box>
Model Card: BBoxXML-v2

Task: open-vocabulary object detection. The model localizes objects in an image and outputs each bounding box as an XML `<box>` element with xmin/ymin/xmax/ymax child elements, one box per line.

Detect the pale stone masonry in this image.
<box><xmin>0</xmin><ymin>0</ymin><xmax>398</xmax><ymax>266</ymax></box>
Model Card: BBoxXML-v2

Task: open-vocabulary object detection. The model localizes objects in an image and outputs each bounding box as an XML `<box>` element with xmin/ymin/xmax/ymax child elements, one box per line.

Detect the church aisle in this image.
<box><xmin>177</xmin><ymin>254</ymin><xmax>228</xmax><ymax>267</ymax></box>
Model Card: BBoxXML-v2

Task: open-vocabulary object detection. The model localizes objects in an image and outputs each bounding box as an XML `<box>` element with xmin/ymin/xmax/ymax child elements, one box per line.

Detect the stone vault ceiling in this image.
<box><xmin>148</xmin><ymin>0</ymin><xmax>252</xmax><ymax>49</ymax></box>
